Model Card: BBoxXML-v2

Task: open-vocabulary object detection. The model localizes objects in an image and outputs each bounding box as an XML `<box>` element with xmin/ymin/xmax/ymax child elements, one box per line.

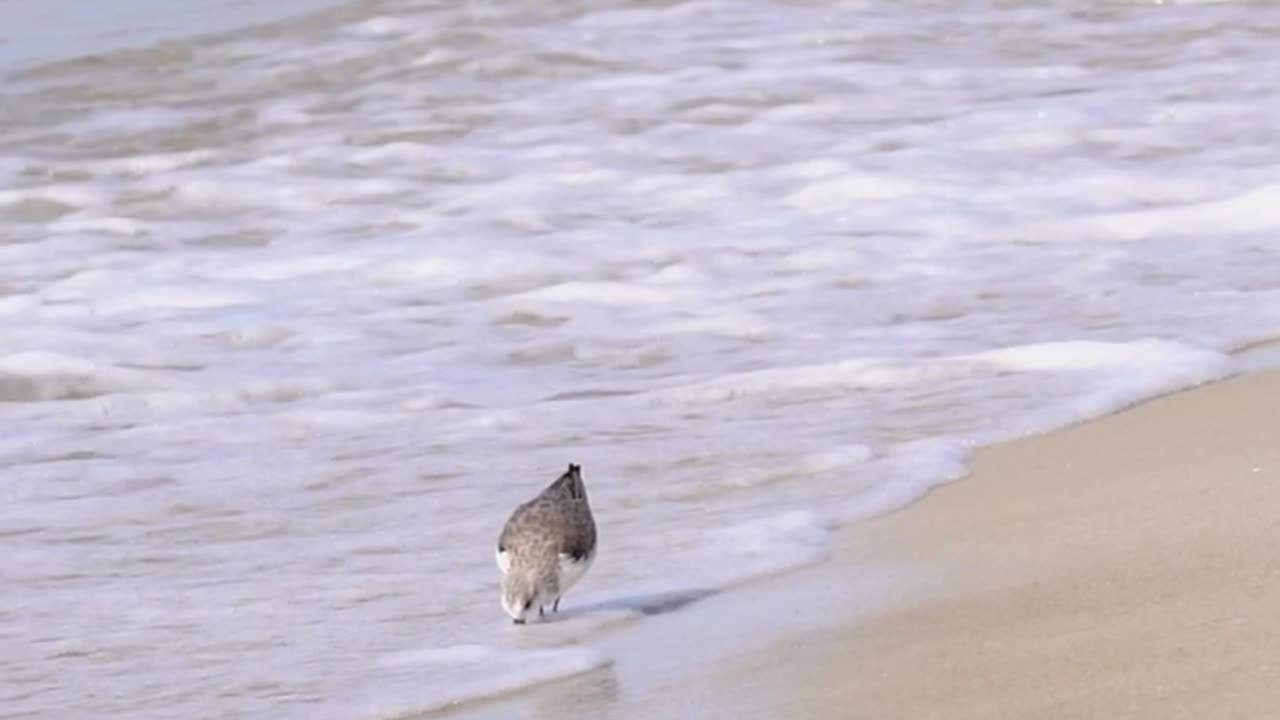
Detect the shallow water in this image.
<box><xmin>4</xmin><ymin>0</ymin><xmax>1280</xmax><ymax>717</ymax></box>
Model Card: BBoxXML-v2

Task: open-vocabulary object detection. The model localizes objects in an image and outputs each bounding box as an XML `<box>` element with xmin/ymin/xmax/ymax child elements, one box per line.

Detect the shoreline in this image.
<box><xmin>447</xmin><ymin>366</ymin><xmax>1280</xmax><ymax>720</ymax></box>
<box><xmin>716</xmin><ymin>367</ymin><xmax>1280</xmax><ymax>719</ymax></box>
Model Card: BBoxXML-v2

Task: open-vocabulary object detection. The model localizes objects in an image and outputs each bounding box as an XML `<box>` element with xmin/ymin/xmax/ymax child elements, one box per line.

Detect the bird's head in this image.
<box><xmin>501</xmin><ymin>569</ymin><xmax>540</xmax><ymax>624</ymax></box>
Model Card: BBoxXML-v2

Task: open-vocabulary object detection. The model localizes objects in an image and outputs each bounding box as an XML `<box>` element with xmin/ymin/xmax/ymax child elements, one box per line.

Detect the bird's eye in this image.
<box><xmin>523</xmin><ymin>600</ymin><xmax>533</xmax><ymax>611</ymax></box>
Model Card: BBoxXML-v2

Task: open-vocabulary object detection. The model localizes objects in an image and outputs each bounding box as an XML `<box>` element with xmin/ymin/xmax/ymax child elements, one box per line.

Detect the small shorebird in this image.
<box><xmin>496</xmin><ymin>463</ymin><xmax>597</xmax><ymax>624</ymax></box>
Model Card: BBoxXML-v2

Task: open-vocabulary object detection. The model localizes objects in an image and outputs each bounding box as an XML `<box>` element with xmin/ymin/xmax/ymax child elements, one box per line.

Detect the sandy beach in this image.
<box><xmin>722</xmin><ymin>368</ymin><xmax>1280</xmax><ymax>719</ymax></box>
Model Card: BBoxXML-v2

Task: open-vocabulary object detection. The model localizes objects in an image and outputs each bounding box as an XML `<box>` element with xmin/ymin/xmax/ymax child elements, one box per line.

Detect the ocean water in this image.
<box><xmin>4</xmin><ymin>0</ymin><xmax>1280</xmax><ymax>717</ymax></box>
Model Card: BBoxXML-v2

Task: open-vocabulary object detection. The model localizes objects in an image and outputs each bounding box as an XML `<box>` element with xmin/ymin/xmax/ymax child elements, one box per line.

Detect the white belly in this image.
<box><xmin>556</xmin><ymin>550</ymin><xmax>595</xmax><ymax>596</ymax></box>
<box><xmin>495</xmin><ymin>548</ymin><xmax>511</xmax><ymax>574</ymax></box>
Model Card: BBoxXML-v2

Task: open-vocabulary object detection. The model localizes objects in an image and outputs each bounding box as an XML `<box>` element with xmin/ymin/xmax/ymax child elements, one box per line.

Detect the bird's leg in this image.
<box><xmin>538</xmin><ymin>606</ymin><xmax>545</xmax><ymax>619</ymax></box>
<box><xmin>553</xmin><ymin>598</ymin><xmax>560</xmax><ymax>613</ymax></box>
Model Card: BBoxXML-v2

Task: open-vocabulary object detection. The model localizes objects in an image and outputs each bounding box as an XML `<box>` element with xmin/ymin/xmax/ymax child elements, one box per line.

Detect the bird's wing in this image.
<box><xmin>558</xmin><ymin>503</ymin><xmax>596</xmax><ymax>562</ymax></box>
<box><xmin>497</xmin><ymin>501</ymin><xmax>530</xmax><ymax>554</ymax></box>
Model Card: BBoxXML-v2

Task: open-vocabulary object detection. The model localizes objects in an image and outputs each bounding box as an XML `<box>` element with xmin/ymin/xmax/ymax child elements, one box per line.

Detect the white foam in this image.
<box><xmin>840</xmin><ymin>438</ymin><xmax>975</xmax><ymax>521</ymax></box>
<box><xmin>98</xmin><ymin>286</ymin><xmax>260</xmax><ymax>315</ymax></box>
<box><xmin>655</xmin><ymin>356</ymin><xmax>975</xmax><ymax>406</ymax></box>
<box><xmin>218</xmin><ymin>252</ymin><xmax>369</xmax><ymax>282</ymax></box>
<box><xmin>784</xmin><ymin>173</ymin><xmax>919</xmax><ymax>210</ymax></box>
<box><xmin>516</xmin><ymin>281</ymin><xmax>685</xmax><ymax>306</ymax></box>
<box><xmin>47</xmin><ymin>216</ymin><xmax>146</xmax><ymax>236</ymax></box>
<box><xmin>0</xmin><ymin>295</ymin><xmax>38</xmax><ymax>316</ymax></box>
<box><xmin>69</xmin><ymin>107</ymin><xmax>200</xmax><ymax>134</ymax></box>
<box><xmin>90</xmin><ymin>149</ymin><xmax>220</xmax><ymax>176</ymax></box>
<box><xmin>0</xmin><ymin>185</ymin><xmax>107</xmax><ymax>212</ymax></box>
<box><xmin>968</xmin><ymin>339</ymin><xmax>1232</xmax><ymax>441</ymax></box>
<box><xmin>345</xmin><ymin>16</ymin><xmax>413</xmax><ymax>38</ymax></box>
<box><xmin>0</xmin><ymin>351</ymin><xmax>153</xmax><ymax>401</ymax></box>
<box><xmin>349</xmin><ymin>644</ymin><xmax>608</xmax><ymax>719</ymax></box>
<box><xmin>1054</xmin><ymin>183</ymin><xmax>1280</xmax><ymax>243</ymax></box>
<box><xmin>974</xmin><ymin>339</ymin><xmax>1222</xmax><ymax>375</ymax></box>
<box><xmin>706</xmin><ymin>509</ymin><xmax>835</xmax><ymax>575</ymax></box>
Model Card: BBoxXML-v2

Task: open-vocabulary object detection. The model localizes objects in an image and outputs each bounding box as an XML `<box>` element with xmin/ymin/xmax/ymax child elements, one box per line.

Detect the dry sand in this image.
<box><xmin>732</xmin><ymin>369</ymin><xmax>1280</xmax><ymax>719</ymax></box>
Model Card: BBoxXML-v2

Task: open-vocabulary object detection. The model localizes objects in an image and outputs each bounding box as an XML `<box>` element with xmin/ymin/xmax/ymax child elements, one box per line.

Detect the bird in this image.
<box><xmin>496</xmin><ymin>463</ymin><xmax>597</xmax><ymax>624</ymax></box>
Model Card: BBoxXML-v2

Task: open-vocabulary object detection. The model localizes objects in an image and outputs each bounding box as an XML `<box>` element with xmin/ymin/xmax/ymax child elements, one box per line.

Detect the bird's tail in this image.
<box><xmin>548</xmin><ymin>463</ymin><xmax>587</xmax><ymax>501</ymax></box>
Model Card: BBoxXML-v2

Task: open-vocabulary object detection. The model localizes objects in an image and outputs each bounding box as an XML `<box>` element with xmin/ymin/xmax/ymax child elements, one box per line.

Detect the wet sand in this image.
<box><xmin>728</xmin><ymin>369</ymin><xmax>1280</xmax><ymax>719</ymax></box>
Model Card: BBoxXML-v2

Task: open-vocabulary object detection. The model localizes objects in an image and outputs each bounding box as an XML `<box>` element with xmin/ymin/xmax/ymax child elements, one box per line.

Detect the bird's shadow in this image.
<box><xmin>554</xmin><ymin>586</ymin><xmax>719</xmax><ymax>621</ymax></box>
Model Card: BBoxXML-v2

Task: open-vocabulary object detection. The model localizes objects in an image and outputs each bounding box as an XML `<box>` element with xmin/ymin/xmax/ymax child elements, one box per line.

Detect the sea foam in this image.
<box><xmin>345</xmin><ymin>645</ymin><xmax>609</xmax><ymax>720</ymax></box>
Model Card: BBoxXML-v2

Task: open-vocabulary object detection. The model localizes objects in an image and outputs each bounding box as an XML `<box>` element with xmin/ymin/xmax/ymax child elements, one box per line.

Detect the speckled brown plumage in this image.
<box><xmin>496</xmin><ymin>463</ymin><xmax>597</xmax><ymax>623</ymax></box>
